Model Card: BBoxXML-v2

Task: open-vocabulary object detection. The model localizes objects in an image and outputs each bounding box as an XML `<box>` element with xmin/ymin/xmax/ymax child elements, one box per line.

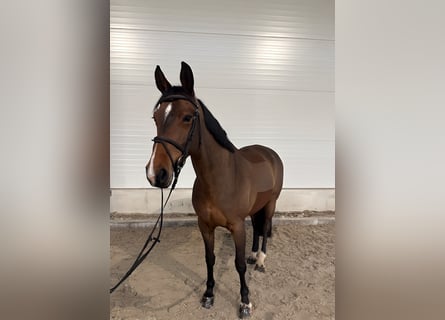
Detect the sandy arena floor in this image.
<box><xmin>110</xmin><ymin>222</ymin><xmax>335</xmax><ymax>320</ymax></box>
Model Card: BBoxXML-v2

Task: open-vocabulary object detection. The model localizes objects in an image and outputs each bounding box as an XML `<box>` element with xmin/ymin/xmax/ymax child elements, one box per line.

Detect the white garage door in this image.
<box><xmin>111</xmin><ymin>0</ymin><xmax>334</xmax><ymax>189</ymax></box>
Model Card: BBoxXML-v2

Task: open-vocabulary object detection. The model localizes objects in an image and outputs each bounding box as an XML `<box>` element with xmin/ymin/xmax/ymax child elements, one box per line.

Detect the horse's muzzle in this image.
<box><xmin>146</xmin><ymin>165</ymin><xmax>171</xmax><ymax>188</ymax></box>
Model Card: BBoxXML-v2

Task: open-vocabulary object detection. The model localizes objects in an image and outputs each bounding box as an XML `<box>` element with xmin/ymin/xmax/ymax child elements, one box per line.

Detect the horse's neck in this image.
<box><xmin>190</xmin><ymin>128</ymin><xmax>236</xmax><ymax>189</ymax></box>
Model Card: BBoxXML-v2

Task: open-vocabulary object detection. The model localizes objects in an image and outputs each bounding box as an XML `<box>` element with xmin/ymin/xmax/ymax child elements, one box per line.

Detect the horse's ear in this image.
<box><xmin>180</xmin><ymin>61</ymin><xmax>194</xmax><ymax>96</ymax></box>
<box><xmin>155</xmin><ymin>65</ymin><xmax>171</xmax><ymax>93</ymax></box>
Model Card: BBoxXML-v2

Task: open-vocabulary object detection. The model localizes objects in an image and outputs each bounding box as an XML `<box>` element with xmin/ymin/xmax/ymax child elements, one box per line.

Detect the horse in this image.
<box><xmin>145</xmin><ymin>62</ymin><xmax>284</xmax><ymax>318</ymax></box>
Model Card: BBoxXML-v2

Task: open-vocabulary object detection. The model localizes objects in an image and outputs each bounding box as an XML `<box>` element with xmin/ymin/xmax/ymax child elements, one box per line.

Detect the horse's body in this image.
<box><xmin>146</xmin><ymin>62</ymin><xmax>283</xmax><ymax>318</ymax></box>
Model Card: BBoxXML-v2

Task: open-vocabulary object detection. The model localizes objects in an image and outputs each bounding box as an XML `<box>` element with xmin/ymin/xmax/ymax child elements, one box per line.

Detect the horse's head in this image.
<box><xmin>145</xmin><ymin>62</ymin><xmax>200</xmax><ymax>188</ymax></box>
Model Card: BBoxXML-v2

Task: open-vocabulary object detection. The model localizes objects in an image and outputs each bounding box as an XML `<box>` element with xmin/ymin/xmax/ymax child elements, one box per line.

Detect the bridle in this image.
<box><xmin>151</xmin><ymin>94</ymin><xmax>201</xmax><ymax>188</ymax></box>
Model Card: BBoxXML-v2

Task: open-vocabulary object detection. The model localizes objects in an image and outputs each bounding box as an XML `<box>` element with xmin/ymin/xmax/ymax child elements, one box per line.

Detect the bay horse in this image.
<box><xmin>145</xmin><ymin>62</ymin><xmax>284</xmax><ymax>318</ymax></box>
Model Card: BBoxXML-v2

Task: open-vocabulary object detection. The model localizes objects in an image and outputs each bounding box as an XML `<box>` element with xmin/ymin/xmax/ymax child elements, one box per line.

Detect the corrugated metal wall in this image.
<box><xmin>111</xmin><ymin>0</ymin><xmax>334</xmax><ymax>188</ymax></box>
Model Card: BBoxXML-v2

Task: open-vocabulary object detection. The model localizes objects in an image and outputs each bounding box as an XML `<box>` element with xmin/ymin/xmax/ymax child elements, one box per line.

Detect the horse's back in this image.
<box><xmin>238</xmin><ymin>144</ymin><xmax>284</xmax><ymax>197</ymax></box>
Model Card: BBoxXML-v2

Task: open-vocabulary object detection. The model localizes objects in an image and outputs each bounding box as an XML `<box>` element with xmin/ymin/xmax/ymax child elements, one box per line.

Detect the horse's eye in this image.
<box><xmin>183</xmin><ymin>115</ymin><xmax>193</xmax><ymax>123</ymax></box>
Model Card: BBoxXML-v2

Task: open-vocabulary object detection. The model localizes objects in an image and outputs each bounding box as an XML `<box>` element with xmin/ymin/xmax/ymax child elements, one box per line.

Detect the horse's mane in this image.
<box><xmin>155</xmin><ymin>87</ymin><xmax>236</xmax><ymax>153</ymax></box>
<box><xmin>198</xmin><ymin>99</ymin><xmax>236</xmax><ymax>153</ymax></box>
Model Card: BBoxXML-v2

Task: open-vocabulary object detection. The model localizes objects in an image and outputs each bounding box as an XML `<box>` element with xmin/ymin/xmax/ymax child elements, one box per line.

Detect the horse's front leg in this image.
<box><xmin>198</xmin><ymin>219</ymin><xmax>216</xmax><ymax>309</ymax></box>
<box><xmin>231</xmin><ymin>221</ymin><xmax>252</xmax><ymax>318</ymax></box>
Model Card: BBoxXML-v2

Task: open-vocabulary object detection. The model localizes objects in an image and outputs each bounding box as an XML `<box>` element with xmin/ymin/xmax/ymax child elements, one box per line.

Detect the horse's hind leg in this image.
<box><xmin>254</xmin><ymin>200</ymin><xmax>276</xmax><ymax>273</ymax></box>
<box><xmin>198</xmin><ymin>219</ymin><xmax>216</xmax><ymax>309</ymax></box>
<box><xmin>247</xmin><ymin>210</ymin><xmax>263</xmax><ymax>264</ymax></box>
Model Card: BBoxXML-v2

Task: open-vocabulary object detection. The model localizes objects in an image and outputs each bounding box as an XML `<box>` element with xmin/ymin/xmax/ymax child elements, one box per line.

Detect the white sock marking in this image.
<box><xmin>240</xmin><ymin>302</ymin><xmax>252</xmax><ymax>309</ymax></box>
<box><xmin>256</xmin><ymin>251</ymin><xmax>266</xmax><ymax>266</ymax></box>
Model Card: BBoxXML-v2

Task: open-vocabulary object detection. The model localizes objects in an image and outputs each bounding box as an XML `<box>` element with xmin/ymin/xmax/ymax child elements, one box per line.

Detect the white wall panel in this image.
<box><xmin>111</xmin><ymin>0</ymin><xmax>334</xmax><ymax>189</ymax></box>
<box><xmin>111</xmin><ymin>30</ymin><xmax>333</xmax><ymax>91</ymax></box>
<box><xmin>111</xmin><ymin>0</ymin><xmax>334</xmax><ymax>40</ymax></box>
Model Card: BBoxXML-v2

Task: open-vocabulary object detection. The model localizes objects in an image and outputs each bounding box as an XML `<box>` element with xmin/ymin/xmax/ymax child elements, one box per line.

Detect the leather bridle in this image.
<box><xmin>151</xmin><ymin>94</ymin><xmax>201</xmax><ymax>188</ymax></box>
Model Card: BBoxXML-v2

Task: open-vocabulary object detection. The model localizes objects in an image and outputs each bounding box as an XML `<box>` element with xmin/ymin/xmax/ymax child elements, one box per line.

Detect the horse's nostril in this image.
<box><xmin>159</xmin><ymin>168</ymin><xmax>167</xmax><ymax>179</ymax></box>
<box><xmin>155</xmin><ymin>168</ymin><xmax>169</xmax><ymax>187</ymax></box>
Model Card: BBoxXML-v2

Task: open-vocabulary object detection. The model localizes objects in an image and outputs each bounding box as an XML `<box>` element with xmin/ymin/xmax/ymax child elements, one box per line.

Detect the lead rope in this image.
<box><xmin>110</xmin><ymin>177</ymin><xmax>177</xmax><ymax>294</ymax></box>
<box><xmin>110</xmin><ymin>94</ymin><xmax>198</xmax><ymax>294</ymax></box>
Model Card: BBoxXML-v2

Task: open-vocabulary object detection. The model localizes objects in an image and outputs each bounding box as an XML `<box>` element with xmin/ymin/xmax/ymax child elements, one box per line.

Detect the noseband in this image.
<box><xmin>152</xmin><ymin>94</ymin><xmax>201</xmax><ymax>188</ymax></box>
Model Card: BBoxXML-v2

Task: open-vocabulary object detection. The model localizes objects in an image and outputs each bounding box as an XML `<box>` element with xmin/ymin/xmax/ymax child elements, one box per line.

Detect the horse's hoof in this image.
<box><xmin>254</xmin><ymin>264</ymin><xmax>266</xmax><ymax>273</ymax></box>
<box><xmin>201</xmin><ymin>295</ymin><xmax>214</xmax><ymax>309</ymax></box>
<box><xmin>246</xmin><ymin>256</ymin><xmax>256</xmax><ymax>264</ymax></box>
<box><xmin>239</xmin><ymin>302</ymin><xmax>252</xmax><ymax>318</ymax></box>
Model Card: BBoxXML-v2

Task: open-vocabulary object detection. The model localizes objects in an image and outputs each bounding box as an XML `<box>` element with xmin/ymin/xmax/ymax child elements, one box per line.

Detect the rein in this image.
<box><xmin>110</xmin><ymin>186</ymin><xmax>174</xmax><ymax>294</ymax></box>
<box><xmin>110</xmin><ymin>94</ymin><xmax>200</xmax><ymax>294</ymax></box>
